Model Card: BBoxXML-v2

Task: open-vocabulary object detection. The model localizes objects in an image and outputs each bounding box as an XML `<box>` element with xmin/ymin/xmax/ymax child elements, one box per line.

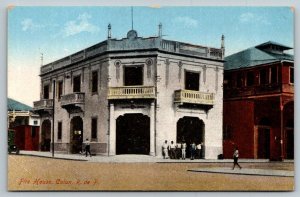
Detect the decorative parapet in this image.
<box><xmin>40</xmin><ymin>37</ymin><xmax>224</xmax><ymax>75</ymax></box>
<box><xmin>174</xmin><ymin>89</ymin><xmax>214</xmax><ymax>105</ymax></box>
<box><xmin>61</xmin><ymin>93</ymin><xmax>85</xmax><ymax>107</ymax></box>
<box><xmin>108</xmin><ymin>86</ymin><xmax>156</xmax><ymax>100</ymax></box>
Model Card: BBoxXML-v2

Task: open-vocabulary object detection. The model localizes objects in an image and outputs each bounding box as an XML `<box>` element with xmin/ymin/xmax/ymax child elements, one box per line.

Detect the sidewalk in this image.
<box><xmin>16</xmin><ymin>151</ymin><xmax>294</xmax><ymax>163</ymax></box>
<box><xmin>188</xmin><ymin>167</ymin><xmax>294</xmax><ymax>177</ymax></box>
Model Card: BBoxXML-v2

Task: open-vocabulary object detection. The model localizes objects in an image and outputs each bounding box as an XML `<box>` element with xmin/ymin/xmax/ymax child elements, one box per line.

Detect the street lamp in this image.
<box><xmin>52</xmin><ymin>79</ymin><xmax>55</xmax><ymax>157</ymax></box>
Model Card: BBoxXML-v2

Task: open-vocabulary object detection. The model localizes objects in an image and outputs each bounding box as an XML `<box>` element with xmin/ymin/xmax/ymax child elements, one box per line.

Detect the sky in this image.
<box><xmin>7</xmin><ymin>6</ymin><xmax>294</xmax><ymax>106</ymax></box>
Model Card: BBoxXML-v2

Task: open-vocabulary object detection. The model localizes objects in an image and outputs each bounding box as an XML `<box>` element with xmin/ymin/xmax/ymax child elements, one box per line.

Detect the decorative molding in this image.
<box><xmin>178</xmin><ymin>61</ymin><xmax>183</xmax><ymax>81</ymax></box>
<box><xmin>215</xmin><ymin>66</ymin><xmax>219</xmax><ymax>92</ymax></box>
<box><xmin>165</xmin><ymin>59</ymin><xmax>170</xmax><ymax>87</ymax></box>
<box><xmin>203</xmin><ymin>65</ymin><xmax>207</xmax><ymax>84</ymax></box>
<box><xmin>146</xmin><ymin>58</ymin><xmax>153</xmax><ymax>79</ymax></box>
<box><xmin>114</xmin><ymin>60</ymin><xmax>121</xmax><ymax>81</ymax></box>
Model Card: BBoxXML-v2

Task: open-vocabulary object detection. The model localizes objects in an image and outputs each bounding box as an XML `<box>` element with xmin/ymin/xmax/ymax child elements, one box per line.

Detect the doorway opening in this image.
<box><xmin>116</xmin><ymin>113</ymin><xmax>150</xmax><ymax>154</ymax></box>
<box><xmin>177</xmin><ymin>117</ymin><xmax>204</xmax><ymax>158</ymax></box>
<box><xmin>41</xmin><ymin>119</ymin><xmax>51</xmax><ymax>151</ymax></box>
<box><xmin>70</xmin><ymin>116</ymin><xmax>83</xmax><ymax>153</ymax></box>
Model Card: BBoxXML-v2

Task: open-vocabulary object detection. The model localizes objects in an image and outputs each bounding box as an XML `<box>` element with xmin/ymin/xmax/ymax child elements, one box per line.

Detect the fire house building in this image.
<box><xmin>33</xmin><ymin>25</ymin><xmax>225</xmax><ymax>159</ymax></box>
<box><xmin>223</xmin><ymin>41</ymin><xmax>294</xmax><ymax>160</ymax></box>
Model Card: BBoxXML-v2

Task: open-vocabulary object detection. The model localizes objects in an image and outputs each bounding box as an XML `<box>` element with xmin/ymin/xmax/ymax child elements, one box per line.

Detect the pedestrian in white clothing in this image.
<box><xmin>181</xmin><ymin>141</ymin><xmax>187</xmax><ymax>160</ymax></box>
<box><xmin>162</xmin><ymin>140</ymin><xmax>169</xmax><ymax>159</ymax></box>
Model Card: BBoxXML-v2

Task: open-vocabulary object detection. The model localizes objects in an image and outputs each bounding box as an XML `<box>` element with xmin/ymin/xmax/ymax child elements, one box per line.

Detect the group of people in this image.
<box><xmin>162</xmin><ymin>140</ymin><xmax>204</xmax><ymax>160</ymax></box>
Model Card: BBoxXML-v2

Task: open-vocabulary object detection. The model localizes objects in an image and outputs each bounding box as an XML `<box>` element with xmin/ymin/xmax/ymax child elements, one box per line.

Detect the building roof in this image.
<box><xmin>7</xmin><ymin>98</ymin><xmax>32</xmax><ymax>111</ymax></box>
<box><xmin>224</xmin><ymin>41</ymin><xmax>293</xmax><ymax>70</ymax></box>
<box><xmin>40</xmin><ymin>29</ymin><xmax>224</xmax><ymax>76</ymax></box>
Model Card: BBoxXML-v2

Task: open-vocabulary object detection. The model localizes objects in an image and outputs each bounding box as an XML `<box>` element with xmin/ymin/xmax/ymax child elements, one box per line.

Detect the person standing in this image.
<box><xmin>170</xmin><ymin>141</ymin><xmax>176</xmax><ymax>159</ymax></box>
<box><xmin>181</xmin><ymin>141</ymin><xmax>187</xmax><ymax>160</ymax></box>
<box><xmin>232</xmin><ymin>146</ymin><xmax>242</xmax><ymax>170</ymax></box>
<box><xmin>190</xmin><ymin>142</ymin><xmax>196</xmax><ymax>160</ymax></box>
<box><xmin>85</xmin><ymin>138</ymin><xmax>92</xmax><ymax>157</ymax></box>
<box><xmin>196</xmin><ymin>143</ymin><xmax>202</xmax><ymax>159</ymax></box>
<box><xmin>162</xmin><ymin>140</ymin><xmax>169</xmax><ymax>159</ymax></box>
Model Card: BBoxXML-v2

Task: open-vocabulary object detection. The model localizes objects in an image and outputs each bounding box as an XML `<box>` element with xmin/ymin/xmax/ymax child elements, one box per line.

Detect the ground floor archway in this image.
<box><xmin>41</xmin><ymin>119</ymin><xmax>51</xmax><ymax>151</ymax></box>
<box><xmin>177</xmin><ymin>117</ymin><xmax>204</xmax><ymax>158</ymax></box>
<box><xmin>70</xmin><ymin>116</ymin><xmax>83</xmax><ymax>154</ymax></box>
<box><xmin>116</xmin><ymin>113</ymin><xmax>150</xmax><ymax>155</ymax></box>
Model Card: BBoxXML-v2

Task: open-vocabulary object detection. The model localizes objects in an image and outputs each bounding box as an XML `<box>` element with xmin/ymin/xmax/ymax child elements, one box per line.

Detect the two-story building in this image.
<box><xmin>223</xmin><ymin>41</ymin><xmax>294</xmax><ymax>160</ymax></box>
<box><xmin>8</xmin><ymin>98</ymin><xmax>40</xmax><ymax>151</ymax></box>
<box><xmin>34</xmin><ymin>24</ymin><xmax>224</xmax><ymax>159</ymax></box>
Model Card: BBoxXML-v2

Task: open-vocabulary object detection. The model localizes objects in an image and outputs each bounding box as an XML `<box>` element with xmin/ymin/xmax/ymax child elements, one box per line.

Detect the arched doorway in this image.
<box><xmin>41</xmin><ymin>119</ymin><xmax>51</xmax><ymax>151</ymax></box>
<box><xmin>70</xmin><ymin>116</ymin><xmax>83</xmax><ymax>154</ymax></box>
<box><xmin>116</xmin><ymin>113</ymin><xmax>150</xmax><ymax>155</ymax></box>
<box><xmin>257</xmin><ymin>118</ymin><xmax>271</xmax><ymax>159</ymax></box>
<box><xmin>177</xmin><ymin>117</ymin><xmax>205</xmax><ymax>158</ymax></box>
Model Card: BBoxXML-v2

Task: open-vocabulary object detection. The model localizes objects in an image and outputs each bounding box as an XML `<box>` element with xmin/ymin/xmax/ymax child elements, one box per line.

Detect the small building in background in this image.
<box><xmin>8</xmin><ymin>98</ymin><xmax>40</xmax><ymax>151</ymax></box>
<box><xmin>223</xmin><ymin>41</ymin><xmax>294</xmax><ymax>160</ymax></box>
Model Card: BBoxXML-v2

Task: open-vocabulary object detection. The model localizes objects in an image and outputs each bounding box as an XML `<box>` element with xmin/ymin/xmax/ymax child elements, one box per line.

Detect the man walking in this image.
<box><xmin>85</xmin><ymin>138</ymin><xmax>92</xmax><ymax>157</ymax></box>
<box><xmin>232</xmin><ymin>146</ymin><xmax>242</xmax><ymax>170</ymax></box>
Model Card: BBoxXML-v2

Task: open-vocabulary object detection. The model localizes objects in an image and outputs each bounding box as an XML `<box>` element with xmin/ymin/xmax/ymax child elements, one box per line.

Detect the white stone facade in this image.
<box><xmin>34</xmin><ymin>29</ymin><xmax>224</xmax><ymax>159</ymax></box>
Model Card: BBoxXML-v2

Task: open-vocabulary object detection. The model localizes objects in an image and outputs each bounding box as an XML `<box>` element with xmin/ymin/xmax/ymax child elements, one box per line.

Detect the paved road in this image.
<box><xmin>8</xmin><ymin>155</ymin><xmax>294</xmax><ymax>191</ymax></box>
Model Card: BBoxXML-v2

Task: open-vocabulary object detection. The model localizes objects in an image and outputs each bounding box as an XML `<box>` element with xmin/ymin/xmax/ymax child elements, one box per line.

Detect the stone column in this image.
<box><xmin>150</xmin><ymin>102</ymin><xmax>155</xmax><ymax>156</ymax></box>
<box><xmin>109</xmin><ymin>103</ymin><xmax>116</xmax><ymax>156</ymax></box>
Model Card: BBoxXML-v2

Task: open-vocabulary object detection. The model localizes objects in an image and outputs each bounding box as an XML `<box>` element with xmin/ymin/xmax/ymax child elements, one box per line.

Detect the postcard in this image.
<box><xmin>7</xmin><ymin>6</ymin><xmax>294</xmax><ymax>191</ymax></box>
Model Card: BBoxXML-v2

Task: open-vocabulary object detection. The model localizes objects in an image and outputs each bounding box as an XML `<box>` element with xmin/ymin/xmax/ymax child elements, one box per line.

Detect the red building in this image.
<box><xmin>223</xmin><ymin>41</ymin><xmax>294</xmax><ymax>160</ymax></box>
<box><xmin>8</xmin><ymin>98</ymin><xmax>40</xmax><ymax>151</ymax></box>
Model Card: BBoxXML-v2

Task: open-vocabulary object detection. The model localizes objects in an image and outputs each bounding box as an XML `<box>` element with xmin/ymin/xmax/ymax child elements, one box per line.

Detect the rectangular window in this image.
<box><xmin>236</xmin><ymin>73</ymin><xmax>243</xmax><ymax>88</ymax></box>
<box><xmin>43</xmin><ymin>84</ymin><xmax>49</xmax><ymax>99</ymax></box>
<box><xmin>31</xmin><ymin>127</ymin><xmax>36</xmax><ymax>138</ymax></box>
<box><xmin>91</xmin><ymin>118</ymin><xmax>97</xmax><ymax>139</ymax></box>
<box><xmin>57</xmin><ymin>81</ymin><xmax>63</xmax><ymax>99</ymax></box>
<box><xmin>124</xmin><ymin>66</ymin><xmax>143</xmax><ymax>86</ymax></box>
<box><xmin>73</xmin><ymin>75</ymin><xmax>81</xmax><ymax>92</ymax></box>
<box><xmin>290</xmin><ymin>67</ymin><xmax>294</xmax><ymax>84</ymax></box>
<box><xmin>270</xmin><ymin>66</ymin><xmax>278</xmax><ymax>84</ymax></box>
<box><xmin>246</xmin><ymin>72</ymin><xmax>255</xmax><ymax>86</ymax></box>
<box><xmin>260</xmin><ymin>69</ymin><xmax>268</xmax><ymax>85</ymax></box>
<box><xmin>185</xmin><ymin>71</ymin><xmax>200</xmax><ymax>91</ymax></box>
<box><xmin>57</xmin><ymin>122</ymin><xmax>62</xmax><ymax>140</ymax></box>
<box><xmin>223</xmin><ymin>125</ymin><xmax>232</xmax><ymax>140</ymax></box>
<box><xmin>92</xmin><ymin>71</ymin><xmax>98</xmax><ymax>93</ymax></box>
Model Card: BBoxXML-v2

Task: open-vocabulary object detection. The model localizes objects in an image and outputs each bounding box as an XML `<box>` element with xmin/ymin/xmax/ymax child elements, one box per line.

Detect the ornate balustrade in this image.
<box><xmin>108</xmin><ymin>86</ymin><xmax>156</xmax><ymax>99</ymax></box>
<box><xmin>33</xmin><ymin>99</ymin><xmax>53</xmax><ymax>111</ymax></box>
<box><xmin>61</xmin><ymin>93</ymin><xmax>85</xmax><ymax>107</ymax></box>
<box><xmin>174</xmin><ymin>89</ymin><xmax>214</xmax><ymax>105</ymax></box>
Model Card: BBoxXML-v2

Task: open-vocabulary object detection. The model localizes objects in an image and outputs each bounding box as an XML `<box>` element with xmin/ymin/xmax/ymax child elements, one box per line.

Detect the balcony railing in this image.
<box><xmin>174</xmin><ymin>89</ymin><xmax>214</xmax><ymax>105</ymax></box>
<box><xmin>61</xmin><ymin>93</ymin><xmax>85</xmax><ymax>107</ymax></box>
<box><xmin>33</xmin><ymin>99</ymin><xmax>53</xmax><ymax>111</ymax></box>
<box><xmin>108</xmin><ymin>86</ymin><xmax>156</xmax><ymax>100</ymax></box>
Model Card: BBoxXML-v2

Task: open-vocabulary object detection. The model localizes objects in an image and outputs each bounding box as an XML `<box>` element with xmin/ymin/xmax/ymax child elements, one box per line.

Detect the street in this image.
<box><xmin>8</xmin><ymin>155</ymin><xmax>294</xmax><ymax>191</ymax></box>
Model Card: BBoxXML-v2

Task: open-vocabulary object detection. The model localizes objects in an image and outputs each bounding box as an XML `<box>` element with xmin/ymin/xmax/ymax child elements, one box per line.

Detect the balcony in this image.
<box><xmin>108</xmin><ymin>86</ymin><xmax>156</xmax><ymax>100</ymax></box>
<box><xmin>174</xmin><ymin>89</ymin><xmax>214</xmax><ymax>105</ymax></box>
<box><xmin>33</xmin><ymin>99</ymin><xmax>53</xmax><ymax>115</ymax></box>
<box><xmin>61</xmin><ymin>93</ymin><xmax>85</xmax><ymax>112</ymax></box>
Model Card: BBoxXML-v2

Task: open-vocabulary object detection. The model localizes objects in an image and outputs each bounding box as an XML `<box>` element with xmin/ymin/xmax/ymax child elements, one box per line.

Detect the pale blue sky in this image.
<box><xmin>8</xmin><ymin>6</ymin><xmax>294</xmax><ymax>106</ymax></box>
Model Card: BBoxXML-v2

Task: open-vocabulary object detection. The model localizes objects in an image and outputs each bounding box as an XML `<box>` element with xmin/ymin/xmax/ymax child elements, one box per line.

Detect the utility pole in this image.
<box><xmin>52</xmin><ymin>80</ymin><xmax>55</xmax><ymax>157</ymax></box>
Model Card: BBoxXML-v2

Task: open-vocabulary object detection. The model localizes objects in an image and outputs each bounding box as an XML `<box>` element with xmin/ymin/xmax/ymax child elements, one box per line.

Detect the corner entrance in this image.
<box><xmin>41</xmin><ymin>120</ymin><xmax>51</xmax><ymax>151</ymax></box>
<box><xmin>116</xmin><ymin>113</ymin><xmax>150</xmax><ymax>155</ymax></box>
<box><xmin>70</xmin><ymin>116</ymin><xmax>83</xmax><ymax>154</ymax></box>
<box><xmin>177</xmin><ymin>117</ymin><xmax>205</xmax><ymax>158</ymax></box>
